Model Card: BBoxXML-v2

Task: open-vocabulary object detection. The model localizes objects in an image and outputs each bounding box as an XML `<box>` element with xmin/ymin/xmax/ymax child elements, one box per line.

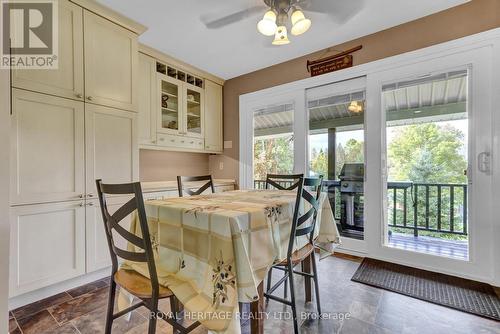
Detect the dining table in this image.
<box><xmin>119</xmin><ymin>188</ymin><xmax>341</xmax><ymax>334</ymax></box>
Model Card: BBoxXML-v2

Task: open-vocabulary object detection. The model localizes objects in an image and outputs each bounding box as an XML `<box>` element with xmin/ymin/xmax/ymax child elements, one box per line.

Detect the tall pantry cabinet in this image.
<box><xmin>9</xmin><ymin>0</ymin><xmax>144</xmax><ymax>297</ymax></box>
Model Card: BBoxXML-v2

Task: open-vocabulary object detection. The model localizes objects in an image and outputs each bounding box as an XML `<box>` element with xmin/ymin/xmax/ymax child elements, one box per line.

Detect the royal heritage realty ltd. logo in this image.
<box><xmin>1</xmin><ymin>0</ymin><xmax>58</xmax><ymax>69</ymax></box>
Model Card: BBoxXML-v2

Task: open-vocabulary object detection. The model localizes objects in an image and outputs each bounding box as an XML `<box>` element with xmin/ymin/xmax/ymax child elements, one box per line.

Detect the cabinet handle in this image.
<box><xmin>75</xmin><ymin>93</ymin><xmax>83</xmax><ymax>99</ymax></box>
<box><xmin>87</xmin><ymin>193</ymin><xmax>94</xmax><ymax>198</ymax></box>
<box><xmin>159</xmin><ymin>137</ymin><xmax>165</xmax><ymax>141</ymax></box>
<box><xmin>78</xmin><ymin>194</ymin><xmax>84</xmax><ymax>198</ymax></box>
<box><xmin>87</xmin><ymin>202</ymin><xmax>94</xmax><ymax>207</ymax></box>
<box><xmin>79</xmin><ymin>203</ymin><xmax>85</xmax><ymax>207</ymax></box>
<box><xmin>86</xmin><ymin>96</ymin><xmax>93</xmax><ymax>101</ymax></box>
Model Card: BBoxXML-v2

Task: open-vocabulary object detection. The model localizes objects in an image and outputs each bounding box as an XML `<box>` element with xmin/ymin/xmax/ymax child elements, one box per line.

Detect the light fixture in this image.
<box><xmin>290</xmin><ymin>8</ymin><xmax>311</xmax><ymax>36</ymax></box>
<box><xmin>257</xmin><ymin>0</ymin><xmax>311</xmax><ymax>45</ymax></box>
<box><xmin>348</xmin><ymin>101</ymin><xmax>363</xmax><ymax>113</ymax></box>
<box><xmin>272</xmin><ymin>26</ymin><xmax>290</xmax><ymax>45</ymax></box>
<box><xmin>257</xmin><ymin>10</ymin><xmax>277</xmax><ymax>36</ymax></box>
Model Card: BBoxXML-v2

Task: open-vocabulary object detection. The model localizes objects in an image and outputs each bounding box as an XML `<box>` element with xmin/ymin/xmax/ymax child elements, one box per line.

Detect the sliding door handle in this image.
<box><xmin>477</xmin><ymin>151</ymin><xmax>491</xmax><ymax>173</ymax></box>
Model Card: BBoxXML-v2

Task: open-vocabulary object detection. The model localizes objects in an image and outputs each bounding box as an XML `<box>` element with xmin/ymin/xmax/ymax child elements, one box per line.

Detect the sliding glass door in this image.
<box><xmin>366</xmin><ymin>47</ymin><xmax>493</xmax><ymax>280</ymax></box>
<box><xmin>306</xmin><ymin>78</ymin><xmax>367</xmax><ymax>240</ymax></box>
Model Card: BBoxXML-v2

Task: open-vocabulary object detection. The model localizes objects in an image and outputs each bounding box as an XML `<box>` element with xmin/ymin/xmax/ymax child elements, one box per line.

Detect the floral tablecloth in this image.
<box><xmin>121</xmin><ymin>189</ymin><xmax>340</xmax><ymax>333</ymax></box>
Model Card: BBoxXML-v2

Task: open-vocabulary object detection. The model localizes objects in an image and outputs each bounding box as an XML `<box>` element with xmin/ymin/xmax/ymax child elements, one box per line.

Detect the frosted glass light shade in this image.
<box><xmin>257</xmin><ymin>10</ymin><xmax>277</xmax><ymax>36</ymax></box>
<box><xmin>272</xmin><ymin>26</ymin><xmax>290</xmax><ymax>45</ymax></box>
<box><xmin>291</xmin><ymin>9</ymin><xmax>311</xmax><ymax>36</ymax></box>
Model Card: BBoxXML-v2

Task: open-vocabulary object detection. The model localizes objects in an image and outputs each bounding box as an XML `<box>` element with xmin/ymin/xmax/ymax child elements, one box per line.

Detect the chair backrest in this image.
<box><xmin>265</xmin><ymin>173</ymin><xmax>304</xmax><ymax>191</ymax></box>
<box><xmin>95</xmin><ymin>180</ymin><xmax>159</xmax><ymax>294</ymax></box>
<box><xmin>287</xmin><ymin>176</ymin><xmax>324</xmax><ymax>258</ymax></box>
<box><xmin>177</xmin><ymin>175</ymin><xmax>215</xmax><ymax>197</ymax></box>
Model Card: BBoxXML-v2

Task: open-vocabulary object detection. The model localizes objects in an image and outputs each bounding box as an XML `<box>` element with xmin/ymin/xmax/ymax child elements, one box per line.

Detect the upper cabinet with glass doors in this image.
<box><xmin>157</xmin><ymin>72</ymin><xmax>204</xmax><ymax>139</ymax></box>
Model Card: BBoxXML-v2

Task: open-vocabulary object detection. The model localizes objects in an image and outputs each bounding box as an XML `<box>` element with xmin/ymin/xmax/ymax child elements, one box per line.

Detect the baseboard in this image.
<box><xmin>8</xmin><ymin>267</ymin><xmax>111</xmax><ymax>310</ymax></box>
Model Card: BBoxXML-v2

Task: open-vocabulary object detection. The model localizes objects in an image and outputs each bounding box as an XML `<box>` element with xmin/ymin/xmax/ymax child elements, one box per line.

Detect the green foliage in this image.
<box><xmin>388</xmin><ymin>123</ymin><xmax>467</xmax><ymax>183</ymax></box>
<box><xmin>253</xmin><ymin>135</ymin><xmax>294</xmax><ymax>180</ymax></box>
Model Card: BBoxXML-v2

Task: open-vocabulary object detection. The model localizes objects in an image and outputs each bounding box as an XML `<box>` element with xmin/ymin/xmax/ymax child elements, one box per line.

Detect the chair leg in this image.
<box><xmin>287</xmin><ymin>264</ymin><xmax>299</xmax><ymax>334</ymax></box>
<box><xmin>266</xmin><ymin>267</ymin><xmax>273</xmax><ymax>305</ymax></box>
<box><xmin>104</xmin><ymin>280</ymin><xmax>117</xmax><ymax>334</ymax></box>
<box><xmin>148</xmin><ymin>298</ymin><xmax>158</xmax><ymax>334</ymax></box>
<box><xmin>310</xmin><ymin>251</ymin><xmax>322</xmax><ymax>316</ymax></box>
<box><xmin>284</xmin><ymin>273</ymin><xmax>288</xmax><ymax>299</ymax></box>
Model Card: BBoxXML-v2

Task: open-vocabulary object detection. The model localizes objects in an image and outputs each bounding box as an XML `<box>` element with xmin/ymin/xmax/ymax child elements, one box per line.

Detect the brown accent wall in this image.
<box><xmin>140</xmin><ymin>150</ymin><xmax>209</xmax><ymax>182</ymax></box>
<box><xmin>214</xmin><ymin>0</ymin><xmax>500</xmax><ymax>184</ymax></box>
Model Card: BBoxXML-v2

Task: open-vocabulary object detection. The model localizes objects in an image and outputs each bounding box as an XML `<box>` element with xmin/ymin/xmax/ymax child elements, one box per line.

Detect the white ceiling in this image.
<box><xmin>96</xmin><ymin>0</ymin><xmax>470</xmax><ymax>80</ymax></box>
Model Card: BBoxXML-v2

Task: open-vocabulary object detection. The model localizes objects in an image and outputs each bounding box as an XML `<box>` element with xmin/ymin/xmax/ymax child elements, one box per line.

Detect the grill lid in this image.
<box><xmin>339</xmin><ymin>163</ymin><xmax>364</xmax><ymax>180</ymax></box>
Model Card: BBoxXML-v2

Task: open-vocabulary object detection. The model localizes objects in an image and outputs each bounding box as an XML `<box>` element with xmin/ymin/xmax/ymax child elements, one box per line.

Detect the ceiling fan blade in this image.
<box><xmin>201</xmin><ymin>5</ymin><xmax>264</xmax><ymax>29</ymax></box>
<box><xmin>301</xmin><ymin>0</ymin><xmax>366</xmax><ymax>24</ymax></box>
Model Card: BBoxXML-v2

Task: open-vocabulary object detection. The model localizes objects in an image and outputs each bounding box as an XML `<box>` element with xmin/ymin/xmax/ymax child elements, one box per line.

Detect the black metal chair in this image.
<box><xmin>177</xmin><ymin>175</ymin><xmax>215</xmax><ymax>197</ymax></box>
<box><xmin>95</xmin><ymin>180</ymin><xmax>200</xmax><ymax>334</ymax></box>
<box><xmin>264</xmin><ymin>176</ymin><xmax>324</xmax><ymax>334</ymax></box>
<box><xmin>265</xmin><ymin>173</ymin><xmax>304</xmax><ymax>190</ymax></box>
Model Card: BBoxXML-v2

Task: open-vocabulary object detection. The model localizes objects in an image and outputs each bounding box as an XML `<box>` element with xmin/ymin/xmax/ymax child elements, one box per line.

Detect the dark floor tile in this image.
<box><xmin>72</xmin><ymin>306</ymin><xmax>146</xmax><ymax>334</ymax></box>
<box><xmin>67</xmin><ymin>279</ymin><xmax>109</xmax><ymax>298</ymax></box>
<box><xmin>12</xmin><ymin>291</ymin><xmax>73</xmax><ymax>320</ymax></box>
<box><xmin>17</xmin><ymin>309</ymin><xmax>59</xmax><ymax>334</ymax></box>
<box><xmin>49</xmin><ymin>286</ymin><xmax>110</xmax><ymax>324</ymax></box>
<box><xmin>340</xmin><ymin>317</ymin><xmax>393</xmax><ymax>334</ymax></box>
<box><xmin>301</xmin><ymin>316</ymin><xmax>343</xmax><ymax>334</ymax></box>
<box><xmin>50</xmin><ymin>322</ymin><xmax>79</xmax><ymax>334</ymax></box>
<box><xmin>9</xmin><ymin>317</ymin><xmax>21</xmax><ymax>334</ymax></box>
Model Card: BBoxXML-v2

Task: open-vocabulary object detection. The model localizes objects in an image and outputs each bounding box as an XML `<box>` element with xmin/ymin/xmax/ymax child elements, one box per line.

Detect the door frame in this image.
<box><xmin>365</xmin><ymin>47</ymin><xmax>494</xmax><ymax>282</ymax></box>
<box><xmin>239</xmin><ymin>88</ymin><xmax>306</xmax><ymax>189</ymax></box>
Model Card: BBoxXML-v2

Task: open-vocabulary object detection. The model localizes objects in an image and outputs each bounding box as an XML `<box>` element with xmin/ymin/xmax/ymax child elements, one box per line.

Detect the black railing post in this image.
<box><xmin>413</xmin><ymin>184</ymin><xmax>418</xmax><ymax>237</ymax></box>
<box><xmin>450</xmin><ymin>186</ymin><xmax>455</xmax><ymax>233</ymax></box>
<box><xmin>463</xmin><ymin>185</ymin><xmax>467</xmax><ymax>235</ymax></box>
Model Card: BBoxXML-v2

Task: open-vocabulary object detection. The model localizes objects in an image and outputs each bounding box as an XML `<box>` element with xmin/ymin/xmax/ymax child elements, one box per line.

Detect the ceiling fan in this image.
<box><xmin>201</xmin><ymin>0</ymin><xmax>366</xmax><ymax>46</ymax></box>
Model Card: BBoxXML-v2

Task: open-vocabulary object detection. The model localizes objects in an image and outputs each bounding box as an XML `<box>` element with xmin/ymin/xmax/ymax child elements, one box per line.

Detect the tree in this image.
<box><xmin>310</xmin><ymin>148</ymin><xmax>327</xmax><ymax>177</ymax></box>
<box><xmin>253</xmin><ymin>135</ymin><xmax>294</xmax><ymax>180</ymax></box>
<box><xmin>388</xmin><ymin>123</ymin><xmax>466</xmax><ymax>183</ymax></box>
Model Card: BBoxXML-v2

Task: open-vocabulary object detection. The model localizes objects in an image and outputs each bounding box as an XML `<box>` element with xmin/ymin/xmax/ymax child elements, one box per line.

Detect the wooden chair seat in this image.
<box><xmin>275</xmin><ymin>244</ymin><xmax>315</xmax><ymax>266</ymax></box>
<box><xmin>114</xmin><ymin>269</ymin><xmax>173</xmax><ymax>299</ymax></box>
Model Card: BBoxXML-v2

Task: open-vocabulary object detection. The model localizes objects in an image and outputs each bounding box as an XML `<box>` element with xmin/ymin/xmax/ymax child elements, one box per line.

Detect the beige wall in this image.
<box><xmin>140</xmin><ymin>150</ymin><xmax>209</xmax><ymax>181</ymax></box>
<box><xmin>215</xmin><ymin>0</ymin><xmax>500</xmax><ymax>184</ymax></box>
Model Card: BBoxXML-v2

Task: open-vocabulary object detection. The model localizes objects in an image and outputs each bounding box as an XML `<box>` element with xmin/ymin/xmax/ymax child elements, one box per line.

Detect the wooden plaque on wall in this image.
<box><xmin>307</xmin><ymin>45</ymin><xmax>362</xmax><ymax>77</ymax></box>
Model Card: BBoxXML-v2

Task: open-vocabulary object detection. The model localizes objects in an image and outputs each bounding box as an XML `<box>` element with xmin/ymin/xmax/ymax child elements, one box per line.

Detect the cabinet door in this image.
<box><xmin>84</xmin><ymin>10</ymin><xmax>138</xmax><ymax>111</ymax></box>
<box><xmin>10</xmin><ymin>89</ymin><xmax>85</xmax><ymax>205</ymax></box>
<box><xmin>9</xmin><ymin>201</ymin><xmax>86</xmax><ymax>297</ymax></box>
<box><xmin>12</xmin><ymin>0</ymin><xmax>84</xmax><ymax>101</ymax></box>
<box><xmin>204</xmin><ymin>80</ymin><xmax>223</xmax><ymax>152</ymax></box>
<box><xmin>185</xmin><ymin>84</ymin><xmax>204</xmax><ymax>138</ymax></box>
<box><xmin>157</xmin><ymin>73</ymin><xmax>183</xmax><ymax>135</ymax></box>
<box><xmin>85</xmin><ymin>104</ymin><xmax>138</xmax><ymax>197</ymax></box>
<box><xmin>138</xmin><ymin>53</ymin><xmax>157</xmax><ymax>145</ymax></box>
<box><xmin>86</xmin><ymin>197</ymin><xmax>132</xmax><ymax>272</ymax></box>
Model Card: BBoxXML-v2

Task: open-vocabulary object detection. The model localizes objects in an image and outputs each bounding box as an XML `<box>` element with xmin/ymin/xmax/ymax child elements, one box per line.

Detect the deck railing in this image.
<box><xmin>254</xmin><ymin>179</ymin><xmax>468</xmax><ymax>237</ymax></box>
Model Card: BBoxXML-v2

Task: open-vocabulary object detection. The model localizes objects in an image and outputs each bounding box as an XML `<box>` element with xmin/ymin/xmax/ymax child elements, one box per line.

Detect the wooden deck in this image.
<box><xmin>388</xmin><ymin>232</ymin><xmax>469</xmax><ymax>260</ymax></box>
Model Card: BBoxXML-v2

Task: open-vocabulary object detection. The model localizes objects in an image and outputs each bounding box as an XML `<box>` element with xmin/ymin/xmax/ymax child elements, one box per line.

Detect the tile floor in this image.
<box><xmin>8</xmin><ymin>254</ymin><xmax>500</xmax><ymax>334</ymax></box>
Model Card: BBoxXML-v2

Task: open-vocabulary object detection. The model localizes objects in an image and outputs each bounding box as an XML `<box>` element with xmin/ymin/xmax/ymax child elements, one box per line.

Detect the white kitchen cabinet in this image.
<box><xmin>85</xmin><ymin>104</ymin><xmax>138</xmax><ymax>197</ymax></box>
<box><xmin>84</xmin><ymin>10</ymin><xmax>138</xmax><ymax>112</ymax></box>
<box><xmin>12</xmin><ymin>0</ymin><xmax>84</xmax><ymax>101</ymax></box>
<box><xmin>85</xmin><ymin>196</ymin><xmax>132</xmax><ymax>272</ymax></box>
<box><xmin>9</xmin><ymin>201</ymin><xmax>86</xmax><ymax>297</ymax></box>
<box><xmin>10</xmin><ymin>89</ymin><xmax>85</xmax><ymax>205</ymax></box>
<box><xmin>138</xmin><ymin>53</ymin><xmax>157</xmax><ymax>145</ymax></box>
<box><xmin>204</xmin><ymin>80</ymin><xmax>223</xmax><ymax>153</ymax></box>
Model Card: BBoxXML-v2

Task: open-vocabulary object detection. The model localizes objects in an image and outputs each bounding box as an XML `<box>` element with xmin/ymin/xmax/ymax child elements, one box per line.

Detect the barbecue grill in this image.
<box><xmin>339</xmin><ymin>163</ymin><xmax>365</xmax><ymax>232</ymax></box>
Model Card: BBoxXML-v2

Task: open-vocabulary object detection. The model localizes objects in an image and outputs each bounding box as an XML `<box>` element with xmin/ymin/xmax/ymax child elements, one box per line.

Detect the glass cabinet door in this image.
<box><xmin>185</xmin><ymin>86</ymin><xmax>203</xmax><ymax>137</ymax></box>
<box><xmin>159</xmin><ymin>75</ymin><xmax>181</xmax><ymax>133</ymax></box>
